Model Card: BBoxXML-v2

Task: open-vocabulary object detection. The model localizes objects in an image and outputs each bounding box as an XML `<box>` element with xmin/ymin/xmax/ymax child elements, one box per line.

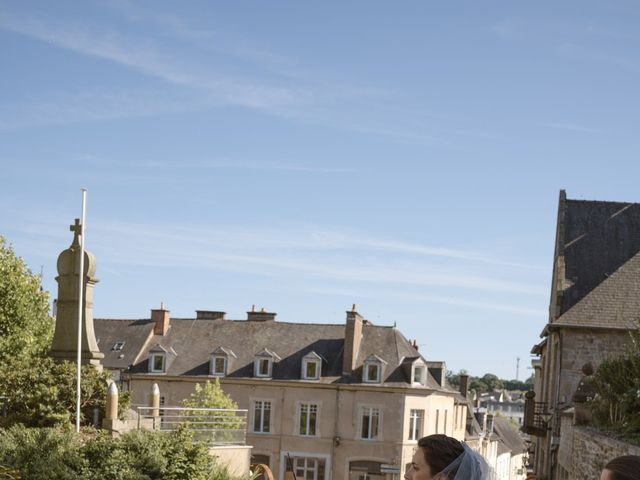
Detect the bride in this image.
<box><xmin>404</xmin><ymin>434</ymin><xmax>494</xmax><ymax>480</ymax></box>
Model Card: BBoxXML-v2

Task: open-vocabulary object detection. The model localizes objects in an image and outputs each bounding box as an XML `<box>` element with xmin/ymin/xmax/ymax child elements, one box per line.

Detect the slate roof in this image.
<box><xmin>493</xmin><ymin>415</ymin><xmax>527</xmax><ymax>456</ymax></box>
<box><xmin>552</xmin><ymin>250</ymin><xmax>640</xmax><ymax>330</ymax></box>
<box><xmin>94</xmin><ymin>317</ymin><xmax>448</xmax><ymax>390</ymax></box>
<box><xmin>94</xmin><ymin>319</ymin><xmax>155</xmax><ymax>369</ymax></box>
<box><xmin>556</xmin><ymin>194</ymin><xmax>640</xmax><ymax>316</ymax></box>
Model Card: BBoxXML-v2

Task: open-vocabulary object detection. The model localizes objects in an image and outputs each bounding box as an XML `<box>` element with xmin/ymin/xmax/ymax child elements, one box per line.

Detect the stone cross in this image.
<box><xmin>70</xmin><ymin>218</ymin><xmax>82</xmax><ymax>246</ymax></box>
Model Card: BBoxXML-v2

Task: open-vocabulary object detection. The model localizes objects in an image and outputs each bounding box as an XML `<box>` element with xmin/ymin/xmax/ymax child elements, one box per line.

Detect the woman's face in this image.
<box><xmin>405</xmin><ymin>448</ymin><xmax>434</xmax><ymax>480</ymax></box>
<box><xmin>600</xmin><ymin>469</ymin><xmax>614</xmax><ymax>480</ymax></box>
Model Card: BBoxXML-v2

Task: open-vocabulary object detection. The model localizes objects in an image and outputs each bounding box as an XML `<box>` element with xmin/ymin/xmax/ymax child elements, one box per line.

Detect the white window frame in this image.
<box><xmin>359</xmin><ymin>405</ymin><xmax>381</xmax><ymax>440</ymax></box>
<box><xmin>363</xmin><ymin>361</ymin><xmax>381</xmax><ymax>383</ymax></box>
<box><xmin>302</xmin><ymin>358</ymin><xmax>321</xmax><ymax>380</ymax></box>
<box><xmin>150</xmin><ymin>353</ymin><xmax>166</xmax><ymax>373</ymax></box>
<box><xmin>297</xmin><ymin>402</ymin><xmax>320</xmax><ymax>437</ymax></box>
<box><xmin>211</xmin><ymin>355</ymin><xmax>227</xmax><ymax>376</ymax></box>
<box><xmin>279</xmin><ymin>452</ymin><xmax>330</xmax><ymax>480</ymax></box>
<box><xmin>255</xmin><ymin>357</ymin><xmax>273</xmax><ymax>378</ymax></box>
<box><xmin>408</xmin><ymin>409</ymin><xmax>424</xmax><ymax>441</ymax></box>
<box><xmin>251</xmin><ymin>398</ymin><xmax>273</xmax><ymax>434</ymax></box>
<box><xmin>412</xmin><ymin>364</ymin><xmax>425</xmax><ymax>385</ymax></box>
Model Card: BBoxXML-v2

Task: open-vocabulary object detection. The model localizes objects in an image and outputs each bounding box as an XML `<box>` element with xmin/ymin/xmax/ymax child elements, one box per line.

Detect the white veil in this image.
<box><xmin>435</xmin><ymin>444</ymin><xmax>495</xmax><ymax>480</ymax></box>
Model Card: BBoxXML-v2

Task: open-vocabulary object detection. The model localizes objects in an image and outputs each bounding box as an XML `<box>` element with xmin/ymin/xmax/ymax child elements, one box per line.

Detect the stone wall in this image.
<box><xmin>570</xmin><ymin>426</ymin><xmax>640</xmax><ymax>479</ymax></box>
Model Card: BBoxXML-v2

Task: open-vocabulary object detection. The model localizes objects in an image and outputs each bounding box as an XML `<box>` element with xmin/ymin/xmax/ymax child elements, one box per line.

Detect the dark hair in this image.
<box><xmin>418</xmin><ymin>434</ymin><xmax>464</xmax><ymax>477</ymax></box>
<box><xmin>603</xmin><ymin>456</ymin><xmax>640</xmax><ymax>480</ymax></box>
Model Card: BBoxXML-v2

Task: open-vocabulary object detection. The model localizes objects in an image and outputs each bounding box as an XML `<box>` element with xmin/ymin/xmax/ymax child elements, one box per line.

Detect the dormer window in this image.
<box><xmin>363</xmin><ymin>354</ymin><xmax>387</xmax><ymax>383</ymax></box>
<box><xmin>302</xmin><ymin>352</ymin><xmax>323</xmax><ymax>380</ymax></box>
<box><xmin>148</xmin><ymin>344</ymin><xmax>168</xmax><ymax>373</ymax></box>
<box><xmin>111</xmin><ymin>341</ymin><xmax>125</xmax><ymax>351</ymax></box>
<box><xmin>210</xmin><ymin>346</ymin><xmax>237</xmax><ymax>377</ymax></box>
<box><xmin>254</xmin><ymin>348</ymin><xmax>280</xmax><ymax>378</ymax></box>
<box><xmin>412</xmin><ymin>362</ymin><xmax>426</xmax><ymax>385</ymax></box>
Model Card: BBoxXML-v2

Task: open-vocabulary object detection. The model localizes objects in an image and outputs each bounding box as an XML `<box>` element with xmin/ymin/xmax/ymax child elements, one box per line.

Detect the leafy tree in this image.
<box><xmin>0</xmin><ymin>356</ymin><xmax>130</xmax><ymax>428</ymax></box>
<box><xmin>0</xmin><ymin>426</ymin><xmax>236</xmax><ymax>480</ymax></box>
<box><xmin>182</xmin><ymin>380</ymin><xmax>242</xmax><ymax>444</ymax></box>
<box><xmin>0</xmin><ymin>236</ymin><xmax>53</xmax><ymax>360</ymax></box>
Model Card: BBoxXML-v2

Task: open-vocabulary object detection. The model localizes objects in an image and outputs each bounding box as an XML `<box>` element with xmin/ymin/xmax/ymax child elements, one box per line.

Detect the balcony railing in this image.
<box><xmin>136</xmin><ymin>406</ymin><xmax>248</xmax><ymax>446</ymax></box>
<box><xmin>522</xmin><ymin>396</ymin><xmax>551</xmax><ymax>436</ymax></box>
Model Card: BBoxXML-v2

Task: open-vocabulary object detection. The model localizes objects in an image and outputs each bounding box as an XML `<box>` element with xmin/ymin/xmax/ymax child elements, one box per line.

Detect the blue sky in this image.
<box><xmin>2</xmin><ymin>1</ymin><xmax>640</xmax><ymax>379</ymax></box>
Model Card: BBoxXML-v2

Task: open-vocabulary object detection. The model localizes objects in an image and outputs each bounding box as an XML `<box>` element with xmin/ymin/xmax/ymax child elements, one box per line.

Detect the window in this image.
<box><xmin>299</xmin><ymin>403</ymin><xmax>318</xmax><ymax>436</ymax></box>
<box><xmin>212</xmin><ymin>356</ymin><xmax>226</xmax><ymax>376</ymax></box>
<box><xmin>150</xmin><ymin>353</ymin><xmax>165</xmax><ymax>373</ymax></box>
<box><xmin>413</xmin><ymin>366</ymin><xmax>424</xmax><ymax>384</ymax></box>
<box><xmin>409</xmin><ymin>409</ymin><xmax>423</xmax><ymax>441</ymax></box>
<box><xmin>293</xmin><ymin>457</ymin><xmax>325</xmax><ymax>480</ymax></box>
<box><xmin>444</xmin><ymin>409</ymin><xmax>448</xmax><ymax>434</ymax></box>
<box><xmin>363</xmin><ymin>355</ymin><xmax>386</xmax><ymax>383</ymax></box>
<box><xmin>360</xmin><ymin>406</ymin><xmax>380</xmax><ymax>440</ymax></box>
<box><xmin>257</xmin><ymin>358</ymin><xmax>271</xmax><ymax>376</ymax></box>
<box><xmin>254</xmin><ymin>349</ymin><xmax>279</xmax><ymax>378</ymax></box>
<box><xmin>252</xmin><ymin>400</ymin><xmax>272</xmax><ymax>433</ymax></box>
<box><xmin>301</xmin><ymin>352</ymin><xmax>323</xmax><ymax>380</ymax></box>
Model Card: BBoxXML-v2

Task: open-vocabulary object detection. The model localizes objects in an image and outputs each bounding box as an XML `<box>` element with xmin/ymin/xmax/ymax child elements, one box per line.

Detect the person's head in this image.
<box><xmin>404</xmin><ymin>434</ymin><xmax>464</xmax><ymax>480</ymax></box>
<box><xmin>601</xmin><ymin>455</ymin><xmax>640</xmax><ymax>480</ymax></box>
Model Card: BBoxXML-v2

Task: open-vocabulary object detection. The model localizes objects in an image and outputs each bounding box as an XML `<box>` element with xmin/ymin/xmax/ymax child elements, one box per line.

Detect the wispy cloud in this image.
<box><xmin>0</xmin><ymin>9</ymin><xmax>303</xmax><ymax>110</ymax></box>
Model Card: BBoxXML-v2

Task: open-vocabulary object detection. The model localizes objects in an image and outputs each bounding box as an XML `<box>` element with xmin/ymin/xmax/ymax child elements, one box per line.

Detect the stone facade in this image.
<box><xmin>569</xmin><ymin>427</ymin><xmax>640</xmax><ymax>480</ymax></box>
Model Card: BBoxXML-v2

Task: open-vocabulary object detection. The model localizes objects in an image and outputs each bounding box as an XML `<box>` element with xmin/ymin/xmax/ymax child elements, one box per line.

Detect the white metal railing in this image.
<box><xmin>136</xmin><ymin>406</ymin><xmax>248</xmax><ymax>445</ymax></box>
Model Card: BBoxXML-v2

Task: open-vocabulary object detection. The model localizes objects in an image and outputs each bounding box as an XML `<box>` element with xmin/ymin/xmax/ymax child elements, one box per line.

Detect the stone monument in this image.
<box><xmin>50</xmin><ymin>218</ymin><xmax>104</xmax><ymax>369</ymax></box>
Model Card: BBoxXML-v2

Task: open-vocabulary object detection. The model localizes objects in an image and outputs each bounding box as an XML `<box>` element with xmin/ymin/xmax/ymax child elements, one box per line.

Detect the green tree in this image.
<box><xmin>182</xmin><ymin>379</ymin><xmax>242</xmax><ymax>444</ymax></box>
<box><xmin>0</xmin><ymin>236</ymin><xmax>53</xmax><ymax>360</ymax></box>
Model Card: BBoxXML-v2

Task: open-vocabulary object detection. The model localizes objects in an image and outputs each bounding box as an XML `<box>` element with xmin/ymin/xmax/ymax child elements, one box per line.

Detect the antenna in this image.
<box><xmin>516</xmin><ymin>357</ymin><xmax>520</xmax><ymax>381</ymax></box>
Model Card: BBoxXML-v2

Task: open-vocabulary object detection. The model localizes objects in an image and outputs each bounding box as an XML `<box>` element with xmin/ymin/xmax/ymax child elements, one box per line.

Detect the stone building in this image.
<box><xmin>526</xmin><ymin>191</ymin><xmax>640</xmax><ymax>479</ymax></box>
<box><xmin>94</xmin><ymin>306</ymin><xmax>466</xmax><ymax>480</ymax></box>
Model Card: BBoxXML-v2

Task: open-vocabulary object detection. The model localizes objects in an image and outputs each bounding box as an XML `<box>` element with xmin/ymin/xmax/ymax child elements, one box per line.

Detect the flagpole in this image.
<box><xmin>76</xmin><ymin>188</ymin><xmax>87</xmax><ymax>433</ymax></box>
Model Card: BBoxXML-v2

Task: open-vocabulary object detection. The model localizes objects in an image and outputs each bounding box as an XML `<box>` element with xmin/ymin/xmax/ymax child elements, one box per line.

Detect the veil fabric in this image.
<box><xmin>435</xmin><ymin>444</ymin><xmax>495</xmax><ymax>480</ymax></box>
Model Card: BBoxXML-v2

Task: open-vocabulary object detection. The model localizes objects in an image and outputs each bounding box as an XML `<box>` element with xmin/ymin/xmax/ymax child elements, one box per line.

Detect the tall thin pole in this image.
<box><xmin>76</xmin><ymin>188</ymin><xmax>87</xmax><ymax>433</ymax></box>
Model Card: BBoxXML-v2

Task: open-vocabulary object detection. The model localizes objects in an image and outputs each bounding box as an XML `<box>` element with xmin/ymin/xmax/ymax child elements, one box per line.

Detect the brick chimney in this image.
<box><xmin>196</xmin><ymin>310</ymin><xmax>226</xmax><ymax>320</ymax></box>
<box><xmin>342</xmin><ymin>304</ymin><xmax>363</xmax><ymax>375</ymax></box>
<box><xmin>459</xmin><ymin>373</ymin><xmax>469</xmax><ymax>398</ymax></box>
<box><xmin>486</xmin><ymin>413</ymin><xmax>495</xmax><ymax>434</ymax></box>
<box><xmin>247</xmin><ymin>305</ymin><xmax>276</xmax><ymax>321</ymax></box>
<box><xmin>151</xmin><ymin>304</ymin><xmax>170</xmax><ymax>335</ymax></box>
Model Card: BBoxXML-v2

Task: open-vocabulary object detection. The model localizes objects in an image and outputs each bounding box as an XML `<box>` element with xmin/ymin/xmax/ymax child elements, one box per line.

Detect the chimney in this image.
<box><xmin>247</xmin><ymin>306</ymin><xmax>277</xmax><ymax>322</ymax></box>
<box><xmin>151</xmin><ymin>304</ymin><xmax>170</xmax><ymax>335</ymax></box>
<box><xmin>486</xmin><ymin>413</ymin><xmax>495</xmax><ymax>434</ymax></box>
<box><xmin>427</xmin><ymin>361</ymin><xmax>446</xmax><ymax>388</ymax></box>
<box><xmin>342</xmin><ymin>305</ymin><xmax>363</xmax><ymax>374</ymax></box>
<box><xmin>459</xmin><ymin>373</ymin><xmax>469</xmax><ymax>398</ymax></box>
<box><xmin>196</xmin><ymin>310</ymin><xmax>226</xmax><ymax>320</ymax></box>
<box><xmin>411</xmin><ymin>339</ymin><xmax>418</xmax><ymax>351</ymax></box>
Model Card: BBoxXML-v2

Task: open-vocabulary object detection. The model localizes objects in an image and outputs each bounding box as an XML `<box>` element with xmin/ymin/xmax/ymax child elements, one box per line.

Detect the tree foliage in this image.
<box><xmin>446</xmin><ymin>369</ymin><xmax>533</xmax><ymax>395</ymax></box>
<box><xmin>590</xmin><ymin>328</ymin><xmax>640</xmax><ymax>440</ymax></box>
<box><xmin>0</xmin><ymin>425</ymin><xmax>237</xmax><ymax>480</ymax></box>
<box><xmin>0</xmin><ymin>355</ymin><xmax>130</xmax><ymax>428</ymax></box>
<box><xmin>0</xmin><ymin>236</ymin><xmax>53</xmax><ymax>360</ymax></box>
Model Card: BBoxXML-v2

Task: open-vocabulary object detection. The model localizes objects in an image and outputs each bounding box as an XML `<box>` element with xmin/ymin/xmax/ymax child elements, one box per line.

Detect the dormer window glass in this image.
<box><xmin>258</xmin><ymin>358</ymin><xmax>271</xmax><ymax>376</ymax></box>
<box><xmin>301</xmin><ymin>352</ymin><xmax>322</xmax><ymax>380</ymax></box>
<box><xmin>210</xmin><ymin>347</ymin><xmax>236</xmax><ymax>377</ymax></box>
<box><xmin>254</xmin><ymin>348</ymin><xmax>279</xmax><ymax>378</ymax></box>
<box><xmin>413</xmin><ymin>366</ymin><xmax>424</xmax><ymax>384</ymax></box>
<box><xmin>366</xmin><ymin>363</ymin><xmax>380</xmax><ymax>382</ymax></box>
<box><xmin>151</xmin><ymin>353</ymin><xmax>165</xmax><ymax>373</ymax></box>
<box><xmin>363</xmin><ymin>355</ymin><xmax>386</xmax><ymax>383</ymax></box>
<box><xmin>212</xmin><ymin>356</ymin><xmax>226</xmax><ymax>376</ymax></box>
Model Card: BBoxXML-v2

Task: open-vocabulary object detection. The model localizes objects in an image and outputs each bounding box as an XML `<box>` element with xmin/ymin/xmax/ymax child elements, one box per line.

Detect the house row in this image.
<box><xmin>49</xmin><ymin>220</ymin><xmax>527</xmax><ymax>480</ymax></box>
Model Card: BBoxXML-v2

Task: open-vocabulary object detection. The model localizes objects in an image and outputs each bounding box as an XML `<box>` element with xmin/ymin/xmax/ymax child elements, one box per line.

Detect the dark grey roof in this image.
<box><xmin>553</xmin><ymin>250</ymin><xmax>640</xmax><ymax>330</ymax></box>
<box><xmin>94</xmin><ymin>319</ymin><xmax>154</xmax><ymax>369</ymax></box>
<box><xmin>94</xmin><ymin>317</ymin><xmax>448</xmax><ymax>390</ymax></box>
<box><xmin>493</xmin><ymin>415</ymin><xmax>527</xmax><ymax>455</ymax></box>
<box><xmin>555</xmin><ymin>193</ymin><xmax>640</xmax><ymax>316</ymax></box>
